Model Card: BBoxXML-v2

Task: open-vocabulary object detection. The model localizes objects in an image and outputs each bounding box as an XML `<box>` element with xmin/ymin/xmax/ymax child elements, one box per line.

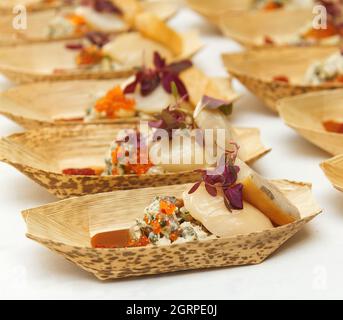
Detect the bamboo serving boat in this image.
<box><xmin>0</xmin><ymin>1</ymin><xmax>179</xmax><ymax>46</ymax></box>
<box><xmin>223</xmin><ymin>46</ymin><xmax>343</xmax><ymax>112</ymax></box>
<box><xmin>0</xmin><ymin>0</ymin><xmax>63</xmax><ymax>13</ymax></box>
<box><xmin>0</xmin><ymin>14</ymin><xmax>202</xmax><ymax>83</ymax></box>
<box><xmin>186</xmin><ymin>0</ymin><xmax>252</xmax><ymax>21</ymax></box>
<box><xmin>321</xmin><ymin>155</ymin><xmax>343</xmax><ymax>192</ymax></box>
<box><xmin>0</xmin><ymin>67</ymin><xmax>239</xmax><ymax>129</ymax></box>
<box><xmin>218</xmin><ymin>8</ymin><xmax>314</xmax><ymax>48</ymax></box>
<box><xmin>22</xmin><ymin>179</ymin><xmax>321</xmax><ymax>280</ymax></box>
<box><xmin>278</xmin><ymin>90</ymin><xmax>343</xmax><ymax>155</ymax></box>
<box><xmin>0</xmin><ymin>124</ymin><xmax>270</xmax><ymax>198</ymax></box>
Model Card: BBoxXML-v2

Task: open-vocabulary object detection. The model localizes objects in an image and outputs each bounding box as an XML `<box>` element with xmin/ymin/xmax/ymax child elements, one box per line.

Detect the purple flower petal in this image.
<box><xmin>224</xmin><ymin>183</ymin><xmax>243</xmax><ymax>210</ymax></box>
<box><xmin>165</xmin><ymin>60</ymin><xmax>192</xmax><ymax>74</ymax></box>
<box><xmin>140</xmin><ymin>71</ymin><xmax>160</xmax><ymax>96</ymax></box>
<box><xmin>205</xmin><ymin>183</ymin><xmax>217</xmax><ymax>197</ymax></box>
<box><xmin>153</xmin><ymin>51</ymin><xmax>166</xmax><ymax>70</ymax></box>
<box><xmin>148</xmin><ymin>119</ymin><xmax>165</xmax><ymax>129</ymax></box>
<box><xmin>162</xmin><ymin>72</ymin><xmax>189</xmax><ymax>100</ymax></box>
<box><xmin>65</xmin><ymin>42</ymin><xmax>83</xmax><ymax>50</ymax></box>
<box><xmin>188</xmin><ymin>181</ymin><xmax>202</xmax><ymax>194</ymax></box>
<box><xmin>85</xmin><ymin>31</ymin><xmax>110</xmax><ymax>48</ymax></box>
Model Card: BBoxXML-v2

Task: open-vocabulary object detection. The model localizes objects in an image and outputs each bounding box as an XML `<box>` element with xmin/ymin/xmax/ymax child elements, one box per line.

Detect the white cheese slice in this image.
<box><xmin>75</xmin><ymin>6</ymin><xmax>126</xmax><ymax>32</ymax></box>
<box><xmin>183</xmin><ymin>185</ymin><xmax>273</xmax><ymax>237</ymax></box>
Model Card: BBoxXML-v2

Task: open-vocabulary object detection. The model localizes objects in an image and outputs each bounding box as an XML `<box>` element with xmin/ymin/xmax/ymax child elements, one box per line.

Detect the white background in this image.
<box><xmin>0</xmin><ymin>8</ymin><xmax>342</xmax><ymax>300</ymax></box>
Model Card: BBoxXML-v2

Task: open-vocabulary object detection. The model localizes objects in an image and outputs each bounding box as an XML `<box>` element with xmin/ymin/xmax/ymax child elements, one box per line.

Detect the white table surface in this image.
<box><xmin>0</xmin><ymin>7</ymin><xmax>342</xmax><ymax>300</ymax></box>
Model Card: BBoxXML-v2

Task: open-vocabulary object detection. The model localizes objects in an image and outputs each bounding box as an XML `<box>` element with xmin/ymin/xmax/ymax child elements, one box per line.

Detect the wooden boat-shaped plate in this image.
<box><xmin>186</xmin><ymin>0</ymin><xmax>252</xmax><ymax>22</ymax></box>
<box><xmin>218</xmin><ymin>8</ymin><xmax>315</xmax><ymax>48</ymax></box>
<box><xmin>321</xmin><ymin>155</ymin><xmax>343</xmax><ymax>192</ymax></box>
<box><xmin>278</xmin><ymin>89</ymin><xmax>343</xmax><ymax>155</ymax></box>
<box><xmin>0</xmin><ymin>0</ymin><xmax>63</xmax><ymax>13</ymax></box>
<box><xmin>0</xmin><ymin>1</ymin><xmax>179</xmax><ymax>46</ymax></box>
<box><xmin>223</xmin><ymin>46</ymin><xmax>343</xmax><ymax>112</ymax></box>
<box><xmin>0</xmin><ymin>67</ymin><xmax>239</xmax><ymax>129</ymax></box>
<box><xmin>22</xmin><ymin>180</ymin><xmax>321</xmax><ymax>280</ymax></box>
<box><xmin>0</xmin><ymin>29</ymin><xmax>202</xmax><ymax>83</ymax></box>
<box><xmin>0</xmin><ymin>124</ymin><xmax>270</xmax><ymax>198</ymax></box>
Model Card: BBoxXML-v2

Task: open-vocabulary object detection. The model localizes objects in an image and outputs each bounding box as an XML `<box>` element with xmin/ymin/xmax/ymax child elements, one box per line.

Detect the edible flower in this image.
<box><xmin>188</xmin><ymin>143</ymin><xmax>244</xmax><ymax>211</ymax></box>
<box><xmin>80</xmin><ymin>0</ymin><xmax>122</xmax><ymax>15</ymax></box>
<box><xmin>124</xmin><ymin>52</ymin><xmax>192</xmax><ymax>99</ymax></box>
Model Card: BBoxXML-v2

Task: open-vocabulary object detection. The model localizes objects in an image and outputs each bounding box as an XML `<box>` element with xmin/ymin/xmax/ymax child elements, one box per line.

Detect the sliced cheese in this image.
<box><xmin>103</xmin><ymin>32</ymin><xmax>173</xmax><ymax>67</ymax></box>
<box><xmin>132</xmin><ymin>85</ymin><xmax>174</xmax><ymax>114</ymax></box>
<box><xmin>183</xmin><ymin>185</ymin><xmax>273</xmax><ymax>237</ymax></box>
<box><xmin>242</xmin><ymin>175</ymin><xmax>301</xmax><ymax>226</ymax></box>
<box><xmin>75</xmin><ymin>6</ymin><xmax>127</xmax><ymax>32</ymax></box>
<box><xmin>149</xmin><ymin>132</ymin><xmax>215</xmax><ymax>172</ymax></box>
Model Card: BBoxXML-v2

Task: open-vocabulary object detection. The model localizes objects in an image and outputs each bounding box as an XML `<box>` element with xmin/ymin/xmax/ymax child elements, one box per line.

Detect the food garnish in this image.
<box><xmin>189</xmin><ymin>143</ymin><xmax>243</xmax><ymax>211</ymax></box>
<box><xmin>91</xmin><ymin>196</ymin><xmax>210</xmax><ymax>248</ymax></box>
<box><xmin>273</xmin><ymin>75</ymin><xmax>289</xmax><ymax>83</ymax></box>
<box><xmin>90</xmin><ymin>86</ymin><xmax>136</xmax><ymax>119</ymax></box>
<box><xmin>323</xmin><ymin>120</ymin><xmax>343</xmax><ymax>133</ymax></box>
<box><xmin>124</xmin><ymin>52</ymin><xmax>192</xmax><ymax>99</ymax></box>
<box><xmin>305</xmin><ymin>51</ymin><xmax>343</xmax><ymax>84</ymax></box>
<box><xmin>62</xmin><ymin>167</ymin><xmax>103</xmax><ymax>175</ymax></box>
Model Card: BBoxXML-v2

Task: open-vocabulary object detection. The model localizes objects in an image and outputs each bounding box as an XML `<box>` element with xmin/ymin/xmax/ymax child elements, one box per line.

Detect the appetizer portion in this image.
<box><xmin>84</xmin><ymin>52</ymin><xmax>192</xmax><ymax>121</ymax></box>
<box><xmin>222</xmin><ymin>47</ymin><xmax>343</xmax><ymax>111</ymax></box>
<box><xmin>47</xmin><ymin>0</ymin><xmax>126</xmax><ymax>39</ymax></box>
<box><xmin>0</xmin><ymin>11</ymin><xmax>202</xmax><ymax>83</ymax></box>
<box><xmin>90</xmin><ymin>145</ymin><xmax>302</xmax><ymax>249</ymax></box>
<box><xmin>62</xmin><ymin>94</ymin><xmax>254</xmax><ymax>177</ymax></box>
<box><xmin>305</xmin><ymin>51</ymin><xmax>343</xmax><ymax>85</ymax></box>
<box><xmin>61</xmin><ymin>12</ymin><xmax>200</xmax><ymax>73</ymax></box>
<box><xmin>278</xmin><ymin>89</ymin><xmax>343</xmax><ymax>155</ymax></box>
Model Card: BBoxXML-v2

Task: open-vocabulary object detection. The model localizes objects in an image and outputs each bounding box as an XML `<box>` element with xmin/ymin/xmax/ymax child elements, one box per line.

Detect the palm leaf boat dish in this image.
<box><xmin>22</xmin><ymin>147</ymin><xmax>322</xmax><ymax>280</ymax></box>
<box><xmin>0</xmin><ymin>0</ymin><xmax>179</xmax><ymax>46</ymax></box>
<box><xmin>278</xmin><ymin>89</ymin><xmax>343</xmax><ymax>155</ymax></box>
<box><xmin>218</xmin><ymin>3</ymin><xmax>343</xmax><ymax>48</ymax></box>
<box><xmin>223</xmin><ymin>46</ymin><xmax>343</xmax><ymax>112</ymax></box>
<box><xmin>0</xmin><ymin>52</ymin><xmax>239</xmax><ymax>129</ymax></box>
<box><xmin>321</xmin><ymin>154</ymin><xmax>343</xmax><ymax>192</ymax></box>
<box><xmin>186</xmin><ymin>0</ymin><xmax>313</xmax><ymax>23</ymax></box>
<box><xmin>0</xmin><ymin>0</ymin><xmax>64</xmax><ymax>12</ymax></box>
<box><xmin>0</xmin><ymin>88</ymin><xmax>270</xmax><ymax>197</ymax></box>
<box><xmin>0</xmin><ymin>12</ymin><xmax>202</xmax><ymax>83</ymax></box>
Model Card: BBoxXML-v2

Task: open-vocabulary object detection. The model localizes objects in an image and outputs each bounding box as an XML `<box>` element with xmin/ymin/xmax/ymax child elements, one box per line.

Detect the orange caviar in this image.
<box><xmin>66</xmin><ymin>13</ymin><xmax>88</xmax><ymax>34</ymax></box>
<box><xmin>127</xmin><ymin>235</ymin><xmax>150</xmax><ymax>248</ymax></box>
<box><xmin>263</xmin><ymin>1</ymin><xmax>283</xmax><ymax>10</ymax></box>
<box><xmin>160</xmin><ymin>200</ymin><xmax>176</xmax><ymax>215</ymax></box>
<box><xmin>76</xmin><ymin>46</ymin><xmax>104</xmax><ymax>66</ymax></box>
<box><xmin>323</xmin><ymin>120</ymin><xmax>343</xmax><ymax>134</ymax></box>
<box><xmin>303</xmin><ymin>22</ymin><xmax>338</xmax><ymax>40</ymax></box>
<box><xmin>95</xmin><ymin>86</ymin><xmax>136</xmax><ymax>119</ymax></box>
<box><xmin>111</xmin><ymin>143</ymin><xmax>153</xmax><ymax>175</ymax></box>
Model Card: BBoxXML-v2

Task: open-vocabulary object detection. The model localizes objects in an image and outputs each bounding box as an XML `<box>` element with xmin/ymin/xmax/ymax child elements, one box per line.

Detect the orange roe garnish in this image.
<box><xmin>263</xmin><ymin>1</ymin><xmax>283</xmax><ymax>10</ymax></box>
<box><xmin>151</xmin><ymin>220</ymin><xmax>162</xmax><ymax>235</ymax></box>
<box><xmin>160</xmin><ymin>200</ymin><xmax>176</xmax><ymax>215</ymax></box>
<box><xmin>63</xmin><ymin>167</ymin><xmax>103</xmax><ymax>176</ymax></box>
<box><xmin>95</xmin><ymin>86</ymin><xmax>136</xmax><ymax>119</ymax></box>
<box><xmin>273</xmin><ymin>75</ymin><xmax>289</xmax><ymax>83</ymax></box>
<box><xmin>335</xmin><ymin>75</ymin><xmax>343</xmax><ymax>83</ymax></box>
<box><xmin>127</xmin><ymin>235</ymin><xmax>150</xmax><ymax>248</ymax></box>
<box><xmin>65</xmin><ymin>13</ymin><xmax>88</xmax><ymax>34</ymax></box>
<box><xmin>323</xmin><ymin>120</ymin><xmax>343</xmax><ymax>134</ymax></box>
<box><xmin>169</xmin><ymin>232</ymin><xmax>179</xmax><ymax>242</ymax></box>
<box><xmin>303</xmin><ymin>22</ymin><xmax>338</xmax><ymax>40</ymax></box>
<box><xmin>76</xmin><ymin>45</ymin><xmax>104</xmax><ymax>66</ymax></box>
